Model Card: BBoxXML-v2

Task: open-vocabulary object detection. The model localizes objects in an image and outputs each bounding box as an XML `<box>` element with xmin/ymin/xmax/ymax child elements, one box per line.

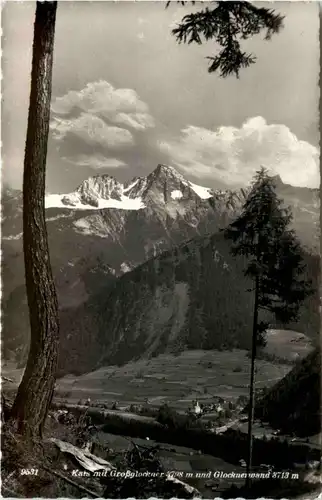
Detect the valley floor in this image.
<box><xmin>3</xmin><ymin>347</ymin><xmax>292</xmax><ymax>422</ymax></box>
<box><xmin>55</xmin><ymin>342</ymin><xmax>306</xmax><ymax>409</ymax></box>
<box><xmin>2</xmin><ymin>337</ymin><xmax>320</xmax><ymax>499</ymax></box>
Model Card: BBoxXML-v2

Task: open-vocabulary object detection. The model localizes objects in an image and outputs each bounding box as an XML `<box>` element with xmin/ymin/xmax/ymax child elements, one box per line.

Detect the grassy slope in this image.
<box><xmin>56</xmin><ymin>332</ymin><xmax>312</xmax><ymax>412</ymax></box>
<box><xmin>3</xmin><ymin>331</ymin><xmax>312</xmax><ymax>412</ymax></box>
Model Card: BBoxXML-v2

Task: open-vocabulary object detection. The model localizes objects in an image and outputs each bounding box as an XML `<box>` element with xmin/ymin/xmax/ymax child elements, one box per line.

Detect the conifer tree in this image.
<box><xmin>223</xmin><ymin>167</ymin><xmax>313</xmax><ymax>488</ymax></box>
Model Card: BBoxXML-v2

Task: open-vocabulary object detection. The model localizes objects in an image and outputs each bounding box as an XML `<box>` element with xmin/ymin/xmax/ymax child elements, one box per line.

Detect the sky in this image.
<box><xmin>2</xmin><ymin>1</ymin><xmax>320</xmax><ymax>193</ymax></box>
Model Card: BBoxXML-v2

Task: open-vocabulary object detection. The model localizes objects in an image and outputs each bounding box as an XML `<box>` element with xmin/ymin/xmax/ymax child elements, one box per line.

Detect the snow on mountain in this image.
<box><xmin>151</xmin><ymin>163</ymin><xmax>187</xmax><ymax>181</ymax></box>
<box><xmin>123</xmin><ymin>177</ymin><xmax>147</xmax><ymax>199</ymax></box>
<box><xmin>171</xmin><ymin>190</ymin><xmax>183</xmax><ymax>200</ymax></box>
<box><xmin>45</xmin><ymin>165</ymin><xmax>215</xmax><ymax>211</ymax></box>
<box><xmin>123</xmin><ymin>178</ymin><xmax>140</xmax><ymax>194</ymax></box>
<box><xmin>5</xmin><ymin>164</ymin><xmax>318</xmax><ymax>251</ymax></box>
<box><xmin>189</xmin><ymin>182</ymin><xmax>213</xmax><ymax>199</ymax></box>
<box><xmin>45</xmin><ymin>192</ymin><xmax>145</xmax><ymax>211</ymax></box>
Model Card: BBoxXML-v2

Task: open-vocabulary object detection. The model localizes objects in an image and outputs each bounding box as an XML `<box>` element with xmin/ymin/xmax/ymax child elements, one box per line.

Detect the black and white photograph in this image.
<box><xmin>1</xmin><ymin>1</ymin><xmax>321</xmax><ymax>498</ymax></box>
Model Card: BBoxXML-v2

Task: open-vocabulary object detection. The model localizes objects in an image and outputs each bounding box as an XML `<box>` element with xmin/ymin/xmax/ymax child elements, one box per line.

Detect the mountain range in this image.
<box><xmin>1</xmin><ymin>164</ymin><xmax>320</xmax><ymax>373</ymax></box>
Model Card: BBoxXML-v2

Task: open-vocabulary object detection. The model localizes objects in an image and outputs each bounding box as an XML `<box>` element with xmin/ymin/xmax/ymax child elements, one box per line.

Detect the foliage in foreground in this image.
<box><xmin>167</xmin><ymin>1</ymin><xmax>284</xmax><ymax>77</ymax></box>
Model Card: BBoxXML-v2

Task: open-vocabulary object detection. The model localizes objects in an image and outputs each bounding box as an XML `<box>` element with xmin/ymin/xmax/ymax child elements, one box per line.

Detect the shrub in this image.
<box><xmin>156</xmin><ymin>404</ymin><xmax>180</xmax><ymax>428</ymax></box>
<box><xmin>156</xmin><ymin>404</ymin><xmax>205</xmax><ymax>431</ymax></box>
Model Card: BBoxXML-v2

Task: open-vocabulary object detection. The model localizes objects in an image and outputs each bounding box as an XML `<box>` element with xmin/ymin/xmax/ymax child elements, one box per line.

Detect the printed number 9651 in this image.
<box><xmin>20</xmin><ymin>469</ymin><xmax>39</xmax><ymax>476</ymax></box>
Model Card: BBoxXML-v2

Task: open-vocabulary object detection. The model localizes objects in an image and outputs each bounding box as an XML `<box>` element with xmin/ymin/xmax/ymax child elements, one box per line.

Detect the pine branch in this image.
<box><xmin>168</xmin><ymin>1</ymin><xmax>284</xmax><ymax>77</ymax></box>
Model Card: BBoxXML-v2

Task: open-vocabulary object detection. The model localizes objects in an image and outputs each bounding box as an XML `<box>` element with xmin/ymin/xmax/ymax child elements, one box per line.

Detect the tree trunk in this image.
<box><xmin>245</xmin><ymin>275</ymin><xmax>259</xmax><ymax>489</ymax></box>
<box><xmin>10</xmin><ymin>1</ymin><xmax>59</xmax><ymax>440</ymax></box>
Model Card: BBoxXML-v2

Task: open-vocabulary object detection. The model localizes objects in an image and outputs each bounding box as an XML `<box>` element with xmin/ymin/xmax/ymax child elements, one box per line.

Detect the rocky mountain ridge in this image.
<box><xmin>57</xmin><ymin>232</ymin><xmax>319</xmax><ymax>374</ymax></box>
<box><xmin>2</xmin><ymin>165</ymin><xmax>247</xmax><ymax>299</ymax></box>
<box><xmin>45</xmin><ymin>164</ymin><xmax>217</xmax><ymax>210</ymax></box>
<box><xmin>4</xmin><ymin>165</ymin><xmax>319</xmax><ymax>249</ymax></box>
<box><xmin>2</xmin><ymin>165</ymin><xmax>319</xmax><ymax>369</ymax></box>
<box><xmin>2</xmin><ymin>165</ymin><xmax>245</xmax><ymax>361</ymax></box>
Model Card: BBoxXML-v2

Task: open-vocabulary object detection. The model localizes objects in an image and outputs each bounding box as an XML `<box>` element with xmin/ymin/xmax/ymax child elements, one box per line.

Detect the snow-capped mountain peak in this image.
<box><xmin>45</xmin><ymin>164</ymin><xmax>215</xmax><ymax>211</ymax></box>
<box><xmin>77</xmin><ymin>174</ymin><xmax>123</xmax><ymax>199</ymax></box>
<box><xmin>152</xmin><ymin>163</ymin><xmax>186</xmax><ymax>180</ymax></box>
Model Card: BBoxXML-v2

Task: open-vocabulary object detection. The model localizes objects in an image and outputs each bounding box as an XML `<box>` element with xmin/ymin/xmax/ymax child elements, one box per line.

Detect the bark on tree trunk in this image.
<box><xmin>10</xmin><ymin>1</ymin><xmax>59</xmax><ymax>440</ymax></box>
<box><xmin>245</xmin><ymin>275</ymin><xmax>259</xmax><ymax>489</ymax></box>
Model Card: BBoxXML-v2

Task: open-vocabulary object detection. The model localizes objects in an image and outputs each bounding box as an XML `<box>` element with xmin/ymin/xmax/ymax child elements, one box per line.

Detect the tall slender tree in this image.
<box><xmin>10</xmin><ymin>1</ymin><xmax>59</xmax><ymax>439</ymax></box>
<box><xmin>223</xmin><ymin>168</ymin><xmax>312</xmax><ymax>488</ymax></box>
<box><xmin>167</xmin><ymin>1</ymin><xmax>284</xmax><ymax>77</ymax></box>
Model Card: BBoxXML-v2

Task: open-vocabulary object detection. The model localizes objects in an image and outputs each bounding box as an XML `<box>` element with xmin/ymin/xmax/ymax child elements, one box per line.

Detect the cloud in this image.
<box><xmin>158</xmin><ymin>117</ymin><xmax>319</xmax><ymax>188</ymax></box>
<box><xmin>63</xmin><ymin>154</ymin><xmax>127</xmax><ymax>169</ymax></box>
<box><xmin>50</xmin><ymin>113</ymin><xmax>133</xmax><ymax>148</ymax></box>
<box><xmin>113</xmin><ymin>112</ymin><xmax>154</xmax><ymax>130</ymax></box>
<box><xmin>137</xmin><ymin>32</ymin><xmax>146</xmax><ymax>42</ymax></box>
<box><xmin>51</xmin><ymin>80</ymin><xmax>155</xmax><ymax>130</ymax></box>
